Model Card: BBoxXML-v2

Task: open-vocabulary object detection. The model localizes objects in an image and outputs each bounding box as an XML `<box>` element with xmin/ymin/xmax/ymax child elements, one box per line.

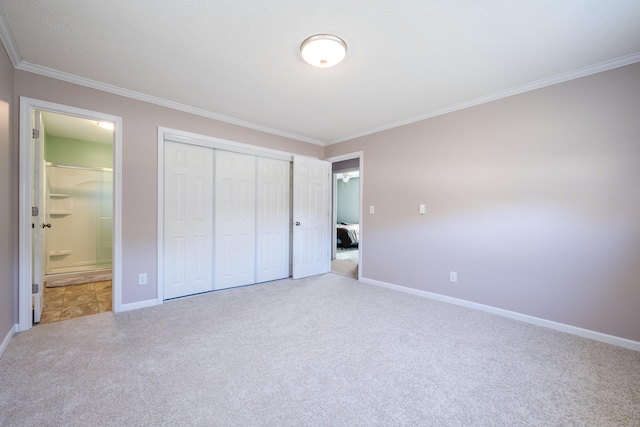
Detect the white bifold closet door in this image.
<box><xmin>163</xmin><ymin>141</ymin><xmax>214</xmax><ymax>299</ymax></box>
<box><xmin>163</xmin><ymin>140</ymin><xmax>300</xmax><ymax>299</ymax></box>
<box><xmin>215</xmin><ymin>150</ymin><xmax>256</xmax><ymax>290</ymax></box>
<box><xmin>256</xmin><ymin>157</ymin><xmax>291</xmax><ymax>283</ymax></box>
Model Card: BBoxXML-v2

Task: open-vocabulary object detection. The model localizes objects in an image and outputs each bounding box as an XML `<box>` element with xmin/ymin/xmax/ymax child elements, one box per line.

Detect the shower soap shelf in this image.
<box><xmin>49</xmin><ymin>250</ymin><xmax>71</xmax><ymax>256</ymax></box>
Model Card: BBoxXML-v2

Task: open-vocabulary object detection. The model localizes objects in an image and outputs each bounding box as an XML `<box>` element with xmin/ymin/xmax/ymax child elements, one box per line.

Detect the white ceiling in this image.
<box><xmin>41</xmin><ymin>111</ymin><xmax>113</xmax><ymax>145</ymax></box>
<box><xmin>1</xmin><ymin>1</ymin><xmax>639</xmax><ymax>146</ymax></box>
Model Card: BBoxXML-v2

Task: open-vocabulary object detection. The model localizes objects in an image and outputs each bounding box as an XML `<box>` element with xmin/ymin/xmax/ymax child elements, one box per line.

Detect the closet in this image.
<box><xmin>163</xmin><ymin>140</ymin><xmax>291</xmax><ymax>299</ymax></box>
<box><xmin>163</xmin><ymin>141</ymin><xmax>214</xmax><ymax>299</ymax></box>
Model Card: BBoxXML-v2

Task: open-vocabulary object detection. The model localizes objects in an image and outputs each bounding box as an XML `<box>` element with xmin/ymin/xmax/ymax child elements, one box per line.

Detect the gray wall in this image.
<box><xmin>0</xmin><ymin>42</ymin><xmax>15</xmax><ymax>338</ymax></box>
<box><xmin>337</xmin><ymin>177</ymin><xmax>360</xmax><ymax>224</ymax></box>
<box><xmin>326</xmin><ymin>62</ymin><xmax>640</xmax><ymax>342</ymax></box>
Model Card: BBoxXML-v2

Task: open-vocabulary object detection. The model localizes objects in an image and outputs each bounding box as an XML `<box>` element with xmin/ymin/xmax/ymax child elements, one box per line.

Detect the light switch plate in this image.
<box><xmin>369</xmin><ymin>205</ymin><xmax>375</xmax><ymax>214</ymax></box>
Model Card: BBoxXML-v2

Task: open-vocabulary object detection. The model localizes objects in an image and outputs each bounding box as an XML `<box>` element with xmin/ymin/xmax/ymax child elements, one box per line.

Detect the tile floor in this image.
<box><xmin>39</xmin><ymin>281</ymin><xmax>112</xmax><ymax>324</ymax></box>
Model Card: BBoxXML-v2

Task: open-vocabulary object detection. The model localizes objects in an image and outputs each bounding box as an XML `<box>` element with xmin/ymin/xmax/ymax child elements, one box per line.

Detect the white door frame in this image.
<box><xmin>325</xmin><ymin>151</ymin><xmax>364</xmax><ymax>281</ymax></box>
<box><xmin>18</xmin><ymin>97</ymin><xmax>123</xmax><ymax>331</ymax></box>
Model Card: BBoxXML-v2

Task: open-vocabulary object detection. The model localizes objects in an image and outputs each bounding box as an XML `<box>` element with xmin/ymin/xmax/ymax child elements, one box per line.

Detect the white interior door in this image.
<box><xmin>215</xmin><ymin>150</ymin><xmax>256</xmax><ymax>289</ymax></box>
<box><xmin>292</xmin><ymin>155</ymin><xmax>331</xmax><ymax>279</ymax></box>
<box><xmin>163</xmin><ymin>141</ymin><xmax>214</xmax><ymax>299</ymax></box>
<box><xmin>256</xmin><ymin>157</ymin><xmax>291</xmax><ymax>283</ymax></box>
<box><xmin>32</xmin><ymin>111</ymin><xmax>45</xmax><ymax>323</ymax></box>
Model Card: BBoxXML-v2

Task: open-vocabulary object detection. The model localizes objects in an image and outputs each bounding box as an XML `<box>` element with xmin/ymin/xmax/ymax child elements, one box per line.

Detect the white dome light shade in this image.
<box><xmin>300</xmin><ymin>35</ymin><xmax>347</xmax><ymax>68</ymax></box>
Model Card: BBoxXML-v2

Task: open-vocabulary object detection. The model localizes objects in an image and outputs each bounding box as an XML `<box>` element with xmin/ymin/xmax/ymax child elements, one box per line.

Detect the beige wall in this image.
<box><xmin>326</xmin><ymin>62</ymin><xmax>640</xmax><ymax>342</ymax></box>
<box><xmin>13</xmin><ymin>71</ymin><xmax>323</xmax><ymax>305</ymax></box>
<box><xmin>0</xmin><ymin>42</ymin><xmax>15</xmax><ymax>337</ymax></box>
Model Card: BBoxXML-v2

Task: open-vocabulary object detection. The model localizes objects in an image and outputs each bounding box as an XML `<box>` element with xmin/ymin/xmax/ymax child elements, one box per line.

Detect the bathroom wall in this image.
<box><xmin>45</xmin><ymin>135</ymin><xmax>112</xmax><ymax>168</ymax></box>
<box><xmin>43</xmin><ymin>134</ymin><xmax>113</xmax><ymax>273</ymax></box>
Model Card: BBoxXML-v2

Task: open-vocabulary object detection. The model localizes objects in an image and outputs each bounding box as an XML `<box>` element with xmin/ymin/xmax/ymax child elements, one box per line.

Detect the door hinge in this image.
<box><xmin>32</xmin><ymin>283</ymin><xmax>39</xmax><ymax>294</ymax></box>
<box><xmin>32</xmin><ymin>206</ymin><xmax>39</xmax><ymax>216</ymax></box>
<box><xmin>32</xmin><ymin>128</ymin><xmax>40</xmax><ymax>139</ymax></box>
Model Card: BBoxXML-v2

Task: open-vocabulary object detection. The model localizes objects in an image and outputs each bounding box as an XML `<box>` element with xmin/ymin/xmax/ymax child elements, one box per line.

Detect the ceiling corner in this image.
<box><xmin>0</xmin><ymin>6</ymin><xmax>22</xmax><ymax>67</ymax></box>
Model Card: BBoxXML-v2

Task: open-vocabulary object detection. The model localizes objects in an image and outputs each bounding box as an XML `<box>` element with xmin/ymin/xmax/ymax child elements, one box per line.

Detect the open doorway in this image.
<box><xmin>19</xmin><ymin>97</ymin><xmax>123</xmax><ymax>331</ymax></box>
<box><xmin>37</xmin><ymin>111</ymin><xmax>114</xmax><ymax>324</ymax></box>
<box><xmin>328</xmin><ymin>154</ymin><xmax>362</xmax><ymax>279</ymax></box>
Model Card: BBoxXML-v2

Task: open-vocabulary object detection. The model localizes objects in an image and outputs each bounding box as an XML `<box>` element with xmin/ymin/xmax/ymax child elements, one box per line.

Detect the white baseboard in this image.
<box><xmin>119</xmin><ymin>299</ymin><xmax>158</xmax><ymax>312</ymax></box>
<box><xmin>0</xmin><ymin>324</ymin><xmax>18</xmax><ymax>359</ymax></box>
<box><xmin>360</xmin><ymin>277</ymin><xmax>640</xmax><ymax>352</ymax></box>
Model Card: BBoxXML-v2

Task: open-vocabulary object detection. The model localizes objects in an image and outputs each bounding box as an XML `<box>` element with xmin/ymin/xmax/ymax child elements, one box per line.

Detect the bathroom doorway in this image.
<box><xmin>36</xmin><ymin>111</ymin><xmax>114</xmax><ymax>324</ymax></box>
<box><xmin>19</xmin><ymin>97</ymin><xmax>122</xmax><ymax>331</ymax></box>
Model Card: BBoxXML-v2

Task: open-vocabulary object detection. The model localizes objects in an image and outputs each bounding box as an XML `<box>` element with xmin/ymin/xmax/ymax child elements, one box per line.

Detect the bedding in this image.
<box><xmin>337</xmin><ymin>223</ymin><xmax>359</xmax><ymax>248</ymax></box>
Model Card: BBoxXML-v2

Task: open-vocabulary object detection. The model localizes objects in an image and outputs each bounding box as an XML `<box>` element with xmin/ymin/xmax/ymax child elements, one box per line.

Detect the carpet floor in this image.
<box><xmin>331</xmin><ymin>259</ymin><xmax>358</xmax><ymax>278</ymax></box>
<box><xmin>1</xmin><ymin>274</ymin><xmax>639</xmax><ymax>426</ymax></box>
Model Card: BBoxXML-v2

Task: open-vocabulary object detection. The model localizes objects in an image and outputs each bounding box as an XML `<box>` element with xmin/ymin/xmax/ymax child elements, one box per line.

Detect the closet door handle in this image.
<box><xmin>295</xmin><ymin>221</ymin><xmax>300</xmax><ymax>226</ymax></box>
<box><xmin>42</xmin><ymin>223</ymin><xmax>51</xmax><ymax>228</ymax></box>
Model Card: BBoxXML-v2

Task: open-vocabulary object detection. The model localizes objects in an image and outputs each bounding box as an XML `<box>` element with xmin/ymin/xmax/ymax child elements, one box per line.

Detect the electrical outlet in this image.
<box><xmin>449</xmin><ymin>271</ymin><xmax>457</xmax><ymax>283</ymax></box>
<box><xmin>138</xmin><ymin>273</ymin><xmax>147</xmax><ymax>285</ymax></box>
<box><xmin>419</xmin><ymin>204</ymin><xmax>426</xmax><ymax>214</ymax></box>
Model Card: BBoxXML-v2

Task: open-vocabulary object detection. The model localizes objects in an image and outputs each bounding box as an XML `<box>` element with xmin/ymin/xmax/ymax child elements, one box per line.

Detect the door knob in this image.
<box><xmin>42</xmin><ymin>223</ymin><xmax>51</xmax><ymax>228</ymax></box>
<box><xmin>295</xmin><ymin>221</ymin><xmax>300</xmax><ymax>226</ymax></box>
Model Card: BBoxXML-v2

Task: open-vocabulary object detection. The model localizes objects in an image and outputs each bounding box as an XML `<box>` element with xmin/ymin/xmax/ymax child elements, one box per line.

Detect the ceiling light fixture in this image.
<box><xmin>98</xmin><ymin>121</ymin><xmax>114</xmax><ymax>130</ymax></box>
<box><xmin>300</xmin><ymin>34</ymin><xmax>347</xmax><ymax>68</ymax></box>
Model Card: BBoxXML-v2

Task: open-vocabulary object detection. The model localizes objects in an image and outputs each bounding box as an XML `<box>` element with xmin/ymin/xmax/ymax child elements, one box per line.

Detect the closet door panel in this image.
<box><xmin>164</xmin><ymin>141</ymin><xmax>214</xmax><ymax>299</ymax></box>
<box><xmin>256</xmin><ymin>157</ymin><xmax>291</xmax><ymax>283</ymax></box>
<box><xmin>215</xmin><ymin>151</ymin><xmax>256</xmax><ymax>289</ymax></box>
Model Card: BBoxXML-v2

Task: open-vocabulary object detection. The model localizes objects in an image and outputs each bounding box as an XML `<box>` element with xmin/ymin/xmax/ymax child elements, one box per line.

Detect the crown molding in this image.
<box><xmin>3</xmin><ymin>5</ymin><xmax>639</xmax><ymax>150</ymax></box>
<box><xmin>327</xmin><ymin>52</ymin><xmax>640</xmax><ymax>145</ymax></box>
<box><xmin>13</xmin><ymin>60</ymin><xmax>325</xmax><ymax>147</ymax></box>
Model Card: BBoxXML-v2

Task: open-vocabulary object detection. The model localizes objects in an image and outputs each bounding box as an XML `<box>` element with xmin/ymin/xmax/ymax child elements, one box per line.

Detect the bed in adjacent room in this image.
<box><xmin>336</xmin><ymin>223</ymin><xmax>359</xmax><ymax>248</ymax></box>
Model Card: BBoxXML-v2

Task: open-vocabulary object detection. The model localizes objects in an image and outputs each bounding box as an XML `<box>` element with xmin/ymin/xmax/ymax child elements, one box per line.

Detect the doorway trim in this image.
<box><xmin>325</xmin><ymin>151</ymin><xmax>363</xmax><ymax>281</ymax></box>
<box><xmin>18</xmin><ymin>97</ymin><xmax>123</xmax><ymax>331</ymax></box>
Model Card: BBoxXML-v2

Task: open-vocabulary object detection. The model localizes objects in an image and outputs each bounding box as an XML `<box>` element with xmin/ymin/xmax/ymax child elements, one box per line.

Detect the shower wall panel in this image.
<box><xmin>45</xmin><ymin>165</ymin><xmax>113</xmax><ymax>274</ymax></box>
